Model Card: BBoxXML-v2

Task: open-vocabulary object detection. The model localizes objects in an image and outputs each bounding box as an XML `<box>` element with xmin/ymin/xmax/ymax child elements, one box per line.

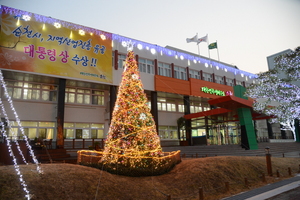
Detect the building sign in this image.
<box><xmin>0</xmin><ymin>6</ymin><xmax>112</xmax><ymax>83</ymax></box>
<box><xmin>201</xmin><ymin>86</ymin><xmax>232</xmax><ymax>96</ymax></box>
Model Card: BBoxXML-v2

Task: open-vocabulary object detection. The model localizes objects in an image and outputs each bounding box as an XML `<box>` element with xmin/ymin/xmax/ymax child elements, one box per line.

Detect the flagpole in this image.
<box><xmin>216</xmin><ymin>40</ymin><xmax>220</xmax><ymax>61</ymax></box>
<box><xmin>197</xmin><ymin>33</ymin><xmax>200</xmax><ymax>55</ymax></box>
<box><xmin>207</xmin><ymin>34</ymin><xmax>211</xmax><ymax>67</ymax></box>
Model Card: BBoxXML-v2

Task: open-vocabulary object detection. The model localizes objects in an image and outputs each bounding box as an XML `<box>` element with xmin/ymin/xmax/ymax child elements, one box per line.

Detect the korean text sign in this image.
<box><xmin>0</xmin><ymin>7</ymin><xmax>112</xmax><ymax>83</ymax></box>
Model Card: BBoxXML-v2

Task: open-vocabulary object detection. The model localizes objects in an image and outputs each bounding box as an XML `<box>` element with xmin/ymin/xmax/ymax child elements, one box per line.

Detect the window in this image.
<box><xmin>178</xmin><ymin>104</ymin><xmax>185</xmax><ymax>113</ymax></box>
<box><xmin>157</xmin><ymin>98</ymin><xmax>176</xmax><ymax>112</ymax></box>
<box><xmin>215</xmin><ymin>76</ymin><xmax>224</xmax><ymax>84</ymax></box>
<box><xmin>64</xmin><ymin>123</ymin><xmax>104</xmax><ymax>139</ymax></box>
<box><xmin>118</xmin><ymin>54</ymin><xmax>126</xmax><ymax>69</ymax></box>
<box><xmin>236</xmin><ymin>80</ymin><xmax>243</xmax><ymax>86</ymax></box>
<box><xmin>138</xmin><ymin>58</ymin><xmax>154</xmax><ymax>74</ymax></box>
<box><xmin>65</xmin><ymin>88</ymin><xmax>104</xmax><ymax>105</ymax></box>
<box><xmin>5</xmin><ymin>80</ymin><xmax>57</xmax><ymax>102</ymax></box>
<box><xmin>8</xmin><ymin>121</ymin><xmax>55</xmax><ymax>140</ymax></box>
<box><xmin>158</xmin><ymin>126</ymin><xmax>178</xmax><ymax>139</ymax></box>
<box><xmin>174</xmin><ymin>66</ymin><xmax>187</xmax><ymax>80</ymax></box>
<box><xmin>226</xmin><ymin>79</ymin><xmax>234</xmax><ymax>86</ymax></box>
<box><xmin>202</xmin><ymin>73</ymin><xmax>212</xmax><ymax>82</ymax></box>
<box><xmin>190</xmin><ymin>102</ymin><xmax>202</xmax><ymax>113</ymax></box>
<box><xmin>92</xmin><ymin>90</ymin><xmax>105</xmax><ymax>105</ymax></box>
<box><xmin>158</xmin><ymin>62</ymin><xmax>171</xmax><ymax>77</ymax></box>
<box><xmin>189</xmin><ymin>70</ymin><xmax>200</xmax><ymax>79</ymax></box>
<box><xmin>203</xmin><ymin>103</ymin><xmax>210</xmax><ymax>111</ymax></box>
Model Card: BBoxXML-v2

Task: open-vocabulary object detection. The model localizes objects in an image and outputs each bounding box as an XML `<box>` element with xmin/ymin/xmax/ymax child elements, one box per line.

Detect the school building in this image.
<box><xmin>0</xmin><ymin>5</ymin><xmax>295</xmax><ymax>150</ymax></box>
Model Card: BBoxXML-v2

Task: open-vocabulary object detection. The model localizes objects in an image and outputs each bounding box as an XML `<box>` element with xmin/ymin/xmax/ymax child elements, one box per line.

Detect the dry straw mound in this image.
<box><xmin>1</xmin><ymin>156</ymin><xmax>299</xmax><ymax>200</ymax></box>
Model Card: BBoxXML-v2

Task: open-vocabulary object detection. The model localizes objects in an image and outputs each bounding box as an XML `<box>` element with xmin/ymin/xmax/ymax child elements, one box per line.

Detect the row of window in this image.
<box><xmin>4</xmin><ymin>123</ymin><xmax>188</xmax><ymax>140</ymax></box>
<box><xmin>6</xmin><ymin>81</ymin><xmax>209</xmax><ymax>113</ymax></box>
<box><xmin>5</xmin><ymin>80</ymin><xmax>211</xmax><ymax>113</ymax></box>
<box><xmin>5</xmin><ymin>121</ymin><xmax>105</xmax><ymax>140</ymax></box>
<box><xmin>148</xmin><ymin>98</ymin><xmax>210</xmax><ymax>113</ymax></box>
<box><xmin>116</xmin><ymin>53</ymin><xmax>251</xmax><ymax>87</ymax></box>
<box><xmin>5</xmin><ymin>80</ymin><xmax>105</xmax><ymax>105</ymax></box>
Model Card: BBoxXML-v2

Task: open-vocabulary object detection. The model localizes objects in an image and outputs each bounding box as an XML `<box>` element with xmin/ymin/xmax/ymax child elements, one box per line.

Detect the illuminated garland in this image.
<box><xmin>0</xmin><ymin>70</ymin><xmax>43</xmax><ymax>199</ymax></box>
<box><xmin>0</xmin><ymin>98</ymin><xmax>28</xmax><ymax>164</ymax></box>
<box><xmin>1</xmin><ymin>5</ymin><xmax>111</xmax><ymax>39</ymax></box>
<box><xmin>1</xmin><ymin>5</ymin><xmax>257</xmax><ymax>79</ymax></box>
<box><xmin>245</xmin><ymin>47</ymin><xmax>300</xmax><ymax>140</ymax></box>
<box><xmin>0</xmin><ymin>70</ymin><xmax>42</xmax><ymax>173</ymax></box>
<box><xmin>1</xmin><ymin>125</ymin><xmax>31</xmax><ymax>199</ymax></box>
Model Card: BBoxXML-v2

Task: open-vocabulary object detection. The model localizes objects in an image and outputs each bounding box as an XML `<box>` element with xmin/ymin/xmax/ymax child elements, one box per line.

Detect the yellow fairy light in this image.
<box><xmin>79</xmin><ymin>29</ymin><xmax>85</xmax><ymax>36</ymax></box>
<box><xmin>100</xmin><ymin>34</ymin><xmax>106</xmax><ymax>40</ymax></box>
<box><xmin>78</xmin><ymin>50</ymin><xmax>180</xmax><ymax>176</ymax></box>
<box><xmin>54</xmin><ymin>22</ymin><xmax>61</xmax><ymax>28</ymax></box>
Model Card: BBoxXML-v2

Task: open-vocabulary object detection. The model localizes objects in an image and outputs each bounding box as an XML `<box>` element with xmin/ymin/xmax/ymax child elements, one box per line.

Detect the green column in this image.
<box><xmin>234</xmin><ymin>85</ymin><xmax>258</xmax><ymax>150</ymax></box>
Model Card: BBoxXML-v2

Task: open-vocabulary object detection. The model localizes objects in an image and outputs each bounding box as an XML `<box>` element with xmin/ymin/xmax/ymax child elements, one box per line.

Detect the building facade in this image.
<box><xmin>0</xmin><ymin>5</ymin><xmax>291</xmax><ymax>148</ymax></box>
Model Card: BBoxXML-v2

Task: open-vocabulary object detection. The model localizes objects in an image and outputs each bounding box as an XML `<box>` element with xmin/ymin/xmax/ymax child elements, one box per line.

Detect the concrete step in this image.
<box><xmin>162</xmin><ymin>142</ymin><xmax>300</xmax><ymax>158</ymax></box>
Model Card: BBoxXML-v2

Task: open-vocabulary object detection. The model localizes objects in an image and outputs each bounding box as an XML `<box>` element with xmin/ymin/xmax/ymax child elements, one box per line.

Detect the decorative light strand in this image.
<box><xmin>1</xmin><ymin>5</ymin><xmax>257</xmax><ymax>79</ymax></box>
<box><xmin>0</xmin><ymin>70</ymin><xmax>42</xmax><ymax>174</ymax></box>
<box><xmin>100</xmin><ymin>50</ymin><xmax>171</xmax><ymax>171</ymax></box>
<box><xmin>113</xmin><ymin>35</ymin><xmax>258</xmax><ymax>79</ymax></box>
<box><xmin>0</xmin><ymin>98</ymin><xmax>28</xmax><ymax>164</ymax></box>
<box><xmin>245</xmin><ymin>47</ymin><xmax>300</xmax><ymax>140</ymax></box>
<box><xmin>1</xmin><ymin>126</ymin><xmax>31</xmax><ymax>200</ymax></box>
<box><xmin>1</xmin><ymin>5</ymin><xmax>112</xmax><ymax>40</ymax></box>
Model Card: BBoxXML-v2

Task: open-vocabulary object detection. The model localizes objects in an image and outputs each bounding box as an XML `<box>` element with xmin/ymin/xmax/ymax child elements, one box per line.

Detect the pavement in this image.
<box><xmin>222</xmin><ymin>174</ymin><xmax>300</xmax><ymax>200</ymax></box>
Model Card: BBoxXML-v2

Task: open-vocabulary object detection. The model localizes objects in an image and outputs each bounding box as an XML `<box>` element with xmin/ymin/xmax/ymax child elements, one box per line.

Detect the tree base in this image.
<box><xmin>78</xmin><ymin>150</ymin><xmax>181</xmax><ymax>176</ymax></box>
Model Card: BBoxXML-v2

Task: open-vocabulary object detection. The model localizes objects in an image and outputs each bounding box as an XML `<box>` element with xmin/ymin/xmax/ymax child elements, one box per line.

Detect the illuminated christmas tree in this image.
<box><xmin>99</xmin><ymin>45</ymin><xmax>179</xmax><ymax>176</ymax></box>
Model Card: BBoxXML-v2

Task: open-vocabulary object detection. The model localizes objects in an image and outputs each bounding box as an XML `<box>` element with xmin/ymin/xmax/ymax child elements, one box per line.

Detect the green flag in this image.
<box><xmin>208</xmin><ymin>42</ymin><xmax>217</xmax><ymax>49</ymax></box>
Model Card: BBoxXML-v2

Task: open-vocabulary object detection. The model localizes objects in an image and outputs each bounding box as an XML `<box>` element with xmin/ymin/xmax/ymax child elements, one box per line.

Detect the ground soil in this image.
<box><xmin>1</xmin><ymin>156</ymin><xmax>300</xmax><ymax>200</ymax></box>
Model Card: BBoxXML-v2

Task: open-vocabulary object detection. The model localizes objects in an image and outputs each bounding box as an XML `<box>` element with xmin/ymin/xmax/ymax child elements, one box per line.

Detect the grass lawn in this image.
<box><xmin>1</xmin><ymin>156</ymin><xmax>300</xmax><ymax>200</ymax></box>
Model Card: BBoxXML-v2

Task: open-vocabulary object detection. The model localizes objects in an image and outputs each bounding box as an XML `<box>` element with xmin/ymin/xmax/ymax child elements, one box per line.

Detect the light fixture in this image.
<box><xmin>241</xmin><ymin>73</ymin><xmax>244</xmax><ymax>77</ymax></box>
<box><xmin>90</xmin><ymin>32</ymin><xmax>93</xmax><ymax>36</ymax></box>
<box><xmin>150</xmin><ymin>48</ymin><xmax>156</xmax><ymax>54</ymax></box>
<box><xmin>22</xmin><ymin>15</ymin><xmax>31</xmax><ymax>21</ymax></box>
<box><xmin>224</xmin><ymin>68</ymin><xmax>228</xmax><ymax>72</ymax></box>
<box><xmin>54</xmin><ymin>22</ymin><xmax>61</xmax><ymax>28</ymax></box>
<box><xmin>216</xmin><ymin>66</ymin><xmax>219</xmax><ymax>70</ymax></box>
<box><xmin>205</xmin><ymin>63</ymin><xmax>208</xmax><ymax>68</ymax></box>
<box><xmin>180</xmin><ymin>55</ymin><xmax>184</xmax><ymax>60</ymax></box>
<box><xmin>100</xmin><ymin>34</ymin><xmax>106</xmax><ymax>40</ymax></box>
<box><xmin>79</xmin><ymin>29</ymin><xmax>85</xmax><ymax>35</ymax></box>
<box><xmin>193</xmin><ymin>59</ymin><xmax>197</xmax><ymax>64</ymax></box>
<box><xmin>137</xmin><ymin>43</ymin><xmax>143</xmax><ymax>50</ymax></box>
<box><xmin>122</xmin><ymin>41</ymin><xmax>127</xmax><ymax>47</ymax></box>
<box><xmin>265</xmin><ymin>147</ymin><xmax>270</xmax><ymax>154</ymax></box>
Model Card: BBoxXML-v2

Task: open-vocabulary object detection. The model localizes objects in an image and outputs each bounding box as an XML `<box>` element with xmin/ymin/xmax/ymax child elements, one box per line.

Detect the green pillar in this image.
<box><xmin>234</xmin><ymin>85</ymin><xmax>258</xmax><ymax>150</ymax></box>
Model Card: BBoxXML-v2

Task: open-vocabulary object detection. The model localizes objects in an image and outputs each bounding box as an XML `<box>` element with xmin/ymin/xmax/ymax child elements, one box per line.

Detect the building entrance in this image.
<box><xmin>208</xmin><ymin>123</ymin><xmax>240</xmax><ymax>145</ymax></box>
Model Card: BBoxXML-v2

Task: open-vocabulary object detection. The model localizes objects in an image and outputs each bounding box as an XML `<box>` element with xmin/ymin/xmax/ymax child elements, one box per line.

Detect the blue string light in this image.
<box><xmin>1</xmin><ymin>5</ymin><xmax>257</xmax><ymax>79</ymax></box>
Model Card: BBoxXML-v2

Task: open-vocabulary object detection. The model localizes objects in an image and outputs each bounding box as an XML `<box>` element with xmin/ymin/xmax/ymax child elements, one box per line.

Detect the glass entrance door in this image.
<box><xmin>208</xmin><ymin>123</ymin><xmax>240</xmax><ymax>145</ymax></box>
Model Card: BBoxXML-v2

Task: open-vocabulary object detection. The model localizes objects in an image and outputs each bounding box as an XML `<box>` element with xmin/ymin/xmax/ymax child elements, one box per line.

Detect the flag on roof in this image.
<box><xmin>186</xmin><ymin>34</ymin><xmax>198</xmax><ymax>43</ymax></box>
<box><xmin>208</xmin><ymin>42</ymin><xmax>218</xmax><ymax>49</ymax></box>
<box><xmin>197</xmin><ymin>35</ymin><xmax>208</xmax><ymax>44</ymax></box>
